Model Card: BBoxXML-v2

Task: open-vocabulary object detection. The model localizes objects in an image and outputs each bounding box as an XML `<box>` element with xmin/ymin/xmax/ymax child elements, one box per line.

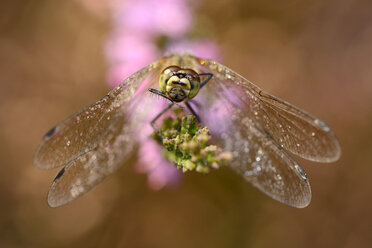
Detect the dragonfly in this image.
<box><xmin>34</xmin><ymin>54</ymin><xmax>341</xmax><ymax>208</ymax></box>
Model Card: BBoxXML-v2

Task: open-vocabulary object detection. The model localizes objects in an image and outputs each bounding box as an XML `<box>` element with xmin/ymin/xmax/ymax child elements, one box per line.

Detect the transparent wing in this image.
<box><xmin>226</xmin><ymin>121</ymin><xmax>312</xmax><ymax>208</ymax></box>
<box><xmin>34</xmin><ymin>90</ymin><xmax>123</xmax><ymax>170</ymax></box>
<box><xmin>35</xmin><ymin>59</ymin><xmax>166</xmax><ymax>207</ymax></box>
<box><xmin>184</xmin><ymin>54</ymin><xmax>341</xmax><ymax>207</ymax></box>
<box><xmin>191</xmin><ymin>74</ymin><xmax>311</xmax><ymax>207</ymax></box>
<box><xmin>34</xmin><ymin>59</ymin><xmax>164</xmax><ymax>170</ymax></box>
<box><xmin>47</xmin><ymin>118</ymin><xmax>134</xmax><ymax>207</ymax></box>
<box><xmin>195</xmin><ymin>57</ymin><xmax>341</xmax><ymax>163</ymax></box>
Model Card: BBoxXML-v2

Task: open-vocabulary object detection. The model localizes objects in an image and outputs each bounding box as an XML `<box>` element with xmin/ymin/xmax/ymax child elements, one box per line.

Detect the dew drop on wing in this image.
<box><xmin>43</xmin><ymin>126</ymin><xmax>56</xmax><ymax>139</ymax></box>
<box><xmin>53</xmin><ymin>167</ymin><xmax>65</xmax><ymax>181</ymax></box>
<box><xmin>314</xmin><ymin>119</ymin><xmax>331</xmax><ymax>132</ymax></box>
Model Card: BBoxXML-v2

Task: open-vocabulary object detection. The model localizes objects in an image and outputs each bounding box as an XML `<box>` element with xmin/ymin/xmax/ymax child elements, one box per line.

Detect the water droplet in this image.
<box><xmin>255</xmin><ymin>156</ymin><xmax>261</xmax><ymax>162</ymax></box>
<box><xmin>244</xmin><ymin>171</ymin><xmax>253</xmax><ymax>177</ymax></box>
<box><xmin>294</xmin><ymin>164</ymin><xmax>308</xmax><ymax>180</ymax></box>
<box><xmin>79</xmin><ymin>156</ymin><xmax>87</xmax><ymax>163</ymax></box>
<box><xmin>314</xmin><ymin>119</ymin><xmax>330</xmax><ymax>132</ymax></box>
<box><xmin>66</xmin><ymin>140</ymin><xmax>71</xmax><ymax>147</ymax></box>
<box><xmin>275</xmin><ymin>174</ymin><xmax>282</xmax><ymax>180</ymax></box>
<box><xmin>210</xmin><ymin>62</ymin><xmax>217</xmax><ymax>70</ymax></box>
<box><xmin>296</xmin><ymin>143</ymin><xmax>300</xmax><ymax>147</ymax></box>
<box><xmin>311</xmin><ymin>132</ymin><xmax>315</xmax><ymax>137</ymax></box>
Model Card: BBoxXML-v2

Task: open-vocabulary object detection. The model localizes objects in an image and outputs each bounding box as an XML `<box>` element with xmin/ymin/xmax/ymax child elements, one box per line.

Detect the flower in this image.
<box><xmin>114</xmin><ymin>0</ymin><xmax>192</xmax><ymax>38</ymax></box>
<box><xmin>136</xmin><ymin>138</ymin><xmax>181</xmax><ymax>190</ymax></box>
<box><xmin>151</xmin><ymin>108</ymin><xmax>232</xmax><ymax>173</ymax></box>
<box><xmin>165</xmin><ymin>39</ymin><xmax>220</xmax><ymax>60</ymax></box>
<box><xmin>132</xmin><ymin>99</ymin><xmax>182</xmax><ymax>190</ymax></box>
<box><xmin>104</xmin><ymin>0</ymin><xmax>221</xmax><ymax>189</ymax></box>
<box><xmin>105</xmin><ymin>34</ymin><xmax>159</xmax><ymax>87</ymax></box>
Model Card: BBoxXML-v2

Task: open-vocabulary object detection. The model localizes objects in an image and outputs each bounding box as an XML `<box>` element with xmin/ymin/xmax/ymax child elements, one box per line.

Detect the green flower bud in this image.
<box><xmin>151</xmin><ymin>108</ymin><xmax>232</xmax><ymax>174</ymax></box>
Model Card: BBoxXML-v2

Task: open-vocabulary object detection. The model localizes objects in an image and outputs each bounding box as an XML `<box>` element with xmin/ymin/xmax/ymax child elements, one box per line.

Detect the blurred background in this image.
<box><xmin>1</xmin><ymin>0</ymin><xmax>372</xmax><ymax>247</ymax></box>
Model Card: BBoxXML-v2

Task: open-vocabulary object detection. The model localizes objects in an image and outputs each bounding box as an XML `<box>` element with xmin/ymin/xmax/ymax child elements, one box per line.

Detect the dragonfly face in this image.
<box><xmin>34</xmin><ymin>53</ymin><xmax>341</xmax><ymax>208</ymax></box>
<box><xmin>159</xmin><ymin>66</ymin><xmax>201</xmax><ymax>102</ymax></box>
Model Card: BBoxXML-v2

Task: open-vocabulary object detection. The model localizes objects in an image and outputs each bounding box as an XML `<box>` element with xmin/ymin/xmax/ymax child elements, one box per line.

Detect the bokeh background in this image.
<box><xmin>1</xmin><ymin>0</ymin><xmax>372</xmax><ymax>247</ymax></box>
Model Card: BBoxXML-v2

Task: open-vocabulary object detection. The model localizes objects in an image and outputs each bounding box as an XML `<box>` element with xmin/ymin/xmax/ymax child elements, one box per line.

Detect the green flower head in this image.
<box><xmin>152</xmin><ymin>108</ymin><xmax>232</xmax><ymax>173</ymax></box>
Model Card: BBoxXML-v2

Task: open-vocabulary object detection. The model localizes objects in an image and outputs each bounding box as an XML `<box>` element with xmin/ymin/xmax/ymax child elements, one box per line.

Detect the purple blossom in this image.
<box><xmin>104</xmin><ymin>0</ymin><xmax>220</xmax><ymax>189</ymax></box>
<box><xmin>165</xmin><ymin>39</ymin><xmax>221</xmax><ymax>60</ymax></box>
<box><xmin>136</xmin><ymin>139</ymin><xmax>181</xmax><ymax>190</ymax></box>
<box><xmin>105</xmin><ymin>34</ymin><xmax>159</xmax><ymax>87</ymax></box>
<box><xmin>130</xmin><ymin>97</ymin><xmax>182</xmax><ymax>190</ymax></box>
<box><xmin>104</xmin><ymin>34</ymin><xmax>157</xmax><ymax>64</ymax></box>
<box><xmin>113</xmin><ymin>0</ymin><xmax>191</xmax><ymax>38</ymax></box>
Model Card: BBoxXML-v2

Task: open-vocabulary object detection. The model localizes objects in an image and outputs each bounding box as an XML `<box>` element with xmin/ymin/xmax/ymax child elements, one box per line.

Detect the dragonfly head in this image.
<box><xmin>159</xmin><ymin>66</ymin><xmax>201</xmax><ymax>102</ymax></box>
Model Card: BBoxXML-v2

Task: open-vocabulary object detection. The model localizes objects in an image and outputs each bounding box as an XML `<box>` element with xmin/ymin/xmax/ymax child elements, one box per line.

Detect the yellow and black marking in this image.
<box><xmin>149</xmin><ymin>65</ymin><xmax>213</xmax><ymax>130</ymax></box>
<box><xmin>159</xmin><ymin>66</ymin><xmax>201</xmax><ymax>102</ymax></box>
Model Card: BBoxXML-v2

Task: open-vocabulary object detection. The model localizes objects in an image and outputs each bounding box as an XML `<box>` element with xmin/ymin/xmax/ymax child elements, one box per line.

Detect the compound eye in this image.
<box><xmin>181</xmin><ymin>69</ymin><xmax>200</xmax><ymax>83</ymax></box>
<box><xmin>162</xmin><ymin>66</ymin><xmax>181</xmax><ymax>76</ymax></box>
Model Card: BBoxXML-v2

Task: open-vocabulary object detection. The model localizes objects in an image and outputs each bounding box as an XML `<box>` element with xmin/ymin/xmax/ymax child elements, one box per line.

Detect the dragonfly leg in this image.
<box><xmin>198</xmin><ymin>73</ymin><xmax>213</xmax><ymax>89</ymax></box>
<box><xmin>185</xmin><ymin>101</ymin><xmax>201</xmax><ymax>123</ymax></box>
<box><xmin>148</xmin><ymin>88</ymin><xmax>174</xmax><ymax>102</ymax></box>
<box><xmin>148</xmin><ymin>88</ymin><xmax>176</xmax><ymax>131</ymax></box>
<box><xmin>150</xmin><ymin>102</ymin><xmax>175</xmax><ymax>131</ymax></box>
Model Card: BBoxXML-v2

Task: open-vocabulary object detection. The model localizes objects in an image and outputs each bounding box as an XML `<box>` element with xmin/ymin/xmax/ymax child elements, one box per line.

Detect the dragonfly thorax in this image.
<box><xmin>159</xmin><ymin>66</ymin><xmax>201</xmax><ymax>102</ymax></box>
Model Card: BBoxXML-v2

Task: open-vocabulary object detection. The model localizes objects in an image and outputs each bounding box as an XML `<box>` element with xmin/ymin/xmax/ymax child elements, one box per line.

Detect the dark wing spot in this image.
<box><xmin>53</xmin><ymin>167</ymin><xmax>65</xmax><ymax>181</ymax></box>
<box><xmin>43</xmin><ymin>126</ymin><xmax>57</xmax><ymax>139</ymax></box>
